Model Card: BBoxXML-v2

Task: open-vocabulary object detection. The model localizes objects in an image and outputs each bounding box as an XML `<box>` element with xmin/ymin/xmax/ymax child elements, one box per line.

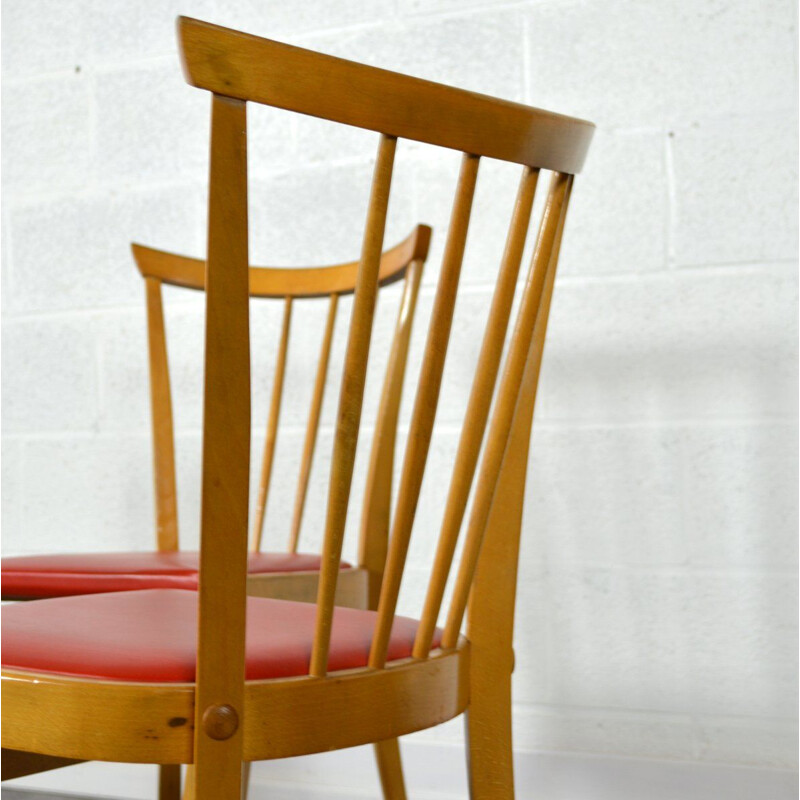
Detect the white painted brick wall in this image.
<box><xmin>2</xmin><ymin>0</ymin><xmax>797</xmax><ymax>797</ymax></box>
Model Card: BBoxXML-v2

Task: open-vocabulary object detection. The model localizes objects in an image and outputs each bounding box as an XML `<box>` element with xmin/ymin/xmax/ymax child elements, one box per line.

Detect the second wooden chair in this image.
<box><xmin>2</xmin><ymin>228</ymin><xmax>431</xmax><ymax>799</ymax></box>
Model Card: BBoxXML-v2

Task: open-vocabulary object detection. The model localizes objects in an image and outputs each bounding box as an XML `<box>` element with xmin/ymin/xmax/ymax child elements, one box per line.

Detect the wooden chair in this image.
<box><xmin>1</xmin><ymin>226</ymin><xmax>430</xmax><ymax>608</ymax></box>
<box><xmin>1</xmin><ymin>16</ymin><xmax>594</xmax><ymax>800</ymax></box>
<box><xmin>1</xmin><ymin>230</ymin><xmax>430</xmax><ymax>799</ymax></box>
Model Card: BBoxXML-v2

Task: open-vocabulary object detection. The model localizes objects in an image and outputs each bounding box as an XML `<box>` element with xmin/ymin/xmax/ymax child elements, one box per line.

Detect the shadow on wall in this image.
<box><xmin>514</xmin><ymin>265</ymin><xmax>797</xmax><ymax>753</ymax></box>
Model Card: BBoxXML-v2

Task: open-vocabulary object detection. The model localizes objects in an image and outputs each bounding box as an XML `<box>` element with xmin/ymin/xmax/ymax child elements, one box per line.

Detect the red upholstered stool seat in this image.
<box><xmin>1</xmin><ymin>589</ymin><xmax>440</xmax><ymax>682</ymax></box>
<box><xmin>1</xmin><ymin>551</ymin><xmax>351</xmax><ymax>599</ymax></box>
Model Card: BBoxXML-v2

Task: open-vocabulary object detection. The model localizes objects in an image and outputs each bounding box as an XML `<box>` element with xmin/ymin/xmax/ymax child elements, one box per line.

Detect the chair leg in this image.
<box><xmin>374</xmin><ymin>738</ymin><xmax>407</xmax><ymax>800</ymax></box>
<box><xmin>241</xmin><ymin>762</ymin><xmax>251</xmax><ymax>800</ymax></box>
<box><xmin>465</xmin><ymin>661</ymin><xmax>514</xmax><ymax>799</ymax></box>
<box><xmin>184</xmin><ymin>761</ymin><xmax>249</xmax><ymax>800</ymax></box>
<box><xmin>182</xmin><ymin>765</ymin><xmax>195</xmax><ymax>800</ymax></box>
<box><xmin>158</xmin><ymin>764</ymin><xmax>182</xmax><ymax>800</ymax></box>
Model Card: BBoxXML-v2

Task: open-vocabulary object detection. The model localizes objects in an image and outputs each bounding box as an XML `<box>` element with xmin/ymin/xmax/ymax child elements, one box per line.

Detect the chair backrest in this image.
<box><xmin>177</xmin><ymin>16</ymin><xmax>593</xmax><ymax>792</ymax></box>
<box><xmin>131</xmin><ymin>225</ymin><xmax>430</xmax><ymax>567</ymax></box>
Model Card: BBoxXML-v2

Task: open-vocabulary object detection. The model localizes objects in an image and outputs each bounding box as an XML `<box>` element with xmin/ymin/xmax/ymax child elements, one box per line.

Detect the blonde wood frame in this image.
<box><xmin>4</xmin><ymin>229</ymin><xmax>429</xmax><ymax>797</ymax></box>
<box><xmin>144</xmin><ymin>278</ymin><xmax>180</xmax><ymax>552</ymax></box>
<box><xmin>1</xmin><ymin>643</ymin><xmax>469</xmax><ymax>764</ymax></box>
<box><xmin>178</xmin><ymin>18</ymin><xmax>592</xmax><ymax>172</ymax></box>
<box><xmin>2</xmin><ymin>17</ymin><xmax>593</xmax><ymax>800</ymax></box>
<box><xmin>131</xmin><ymin>223</ymin><xmax>430</xmax><ymax>564</ymax></box>
<box><xmin>138</xmin><ymin>201</ymin><xmax>428</xmax><ymax>800</ymax></box>
<box><xmin>131</xmin><ymin>226</ymin><xmax>428</xmax><ymax>298</ymax></box>
<box><xmin>137</xmin><ymin>219</ymin><xmax>429</xmax><ymax>800</ymax></box>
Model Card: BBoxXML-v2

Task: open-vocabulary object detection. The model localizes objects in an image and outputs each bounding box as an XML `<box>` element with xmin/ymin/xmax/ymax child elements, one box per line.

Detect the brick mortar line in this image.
<box><xmin>3</xmin><ymin>414</ymin><xmax>798</xmax><ymax>441</ymax></box>
<box><xmin>2</xmin><ymin>259</ymin><xmax>796</xmax><ymax>322</ymax></box>
<box><xmin>510</xmin><ymin>704</ymin><xmax>799</xmax><ymax>726</ymax></box>
<box><xmin>1</xmin><ymin>0</ymin><xmax>535</xmax><ymax>89</ymax></box>
<box><xmin>664</xmin><ymin>128</ymin><xmax>677</xmax><ymax>269</ymax></box>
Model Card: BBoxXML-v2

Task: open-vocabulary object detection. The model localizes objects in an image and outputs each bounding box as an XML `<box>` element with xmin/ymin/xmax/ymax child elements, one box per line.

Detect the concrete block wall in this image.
<box><xmin>2</xmin><ymin>0</ymin><xmax>797</xmax><ymax>797</ymax></box>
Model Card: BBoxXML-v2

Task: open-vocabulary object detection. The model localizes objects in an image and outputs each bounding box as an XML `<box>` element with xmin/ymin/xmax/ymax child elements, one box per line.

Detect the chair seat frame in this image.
<box><xmin>2</xmin><ymin>640</ymin><xmax>469</xmax><ymax>766</ymax></box>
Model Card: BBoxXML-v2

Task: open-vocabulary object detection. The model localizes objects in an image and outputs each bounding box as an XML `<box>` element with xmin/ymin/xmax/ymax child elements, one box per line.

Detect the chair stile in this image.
<box><xmin>144</xmin><ymin>276</ymin><xmax>181</xmax><ymax>552</ymax></box>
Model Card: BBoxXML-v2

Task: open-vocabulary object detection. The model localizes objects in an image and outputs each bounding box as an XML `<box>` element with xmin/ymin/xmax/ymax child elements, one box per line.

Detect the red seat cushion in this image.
<box><xmin>1</xmin><ymin>551</ymin><xmax>351</xmax><ymax>599</ymax></box>
<box><xmin>1</xmin><ymin>589</ymin><xmax>440</xmax><ymax>682</ymax></box>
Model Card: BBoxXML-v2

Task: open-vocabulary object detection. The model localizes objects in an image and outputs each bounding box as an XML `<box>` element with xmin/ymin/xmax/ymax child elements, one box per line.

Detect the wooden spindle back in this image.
<box><xmin>177</xmin><ymin>17</ymin><xmax>593</xmax><ymax>788</ymax></box>
<box><xmin>132</xmin><ymin>225</ymin><xmax>430</xmax><ymax>559</ymax></box>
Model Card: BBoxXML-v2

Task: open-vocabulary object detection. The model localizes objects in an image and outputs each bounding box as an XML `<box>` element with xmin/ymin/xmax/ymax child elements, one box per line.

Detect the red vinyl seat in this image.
<box><xmin>1</xmin><ymin>589</ymin><xmax>440</xmax><ymax>682</ymax></box>
<box><xmin>1</xmin><ymin>551</ymin><xmax>351</xmax><ymax>599</ymax></box>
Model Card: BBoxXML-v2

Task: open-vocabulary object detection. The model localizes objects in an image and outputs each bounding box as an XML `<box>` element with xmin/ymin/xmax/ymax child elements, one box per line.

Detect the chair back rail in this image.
<box><xmin>143</xmin><ymin>277</ymin><xmax>180</xmax><ymax>552</ymax></box>
<box><xmin>177</xmin><ymin>16</ymin><xmax>593</xmax><ymax>799</ymax></box>
<box><xmin>178</xmin><ymin>18</ymin><xmax>592</xmax><ymax>172</ymax></box>
<box><xmin>132</xmin><ymin>227</ymin><xmax>426</xmax><ymax>297</ymax></box>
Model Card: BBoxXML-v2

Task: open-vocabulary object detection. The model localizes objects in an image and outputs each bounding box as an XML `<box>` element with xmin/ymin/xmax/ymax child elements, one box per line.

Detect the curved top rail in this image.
<box><xmin>131</xmin><ymin>224</ymin><xmax>431</xmax><ymax>298</ymax></box>
<box><xmin>177</xmin><ymin>17</ymin><xmax>594</xmax><ymax>173</ymax></box>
